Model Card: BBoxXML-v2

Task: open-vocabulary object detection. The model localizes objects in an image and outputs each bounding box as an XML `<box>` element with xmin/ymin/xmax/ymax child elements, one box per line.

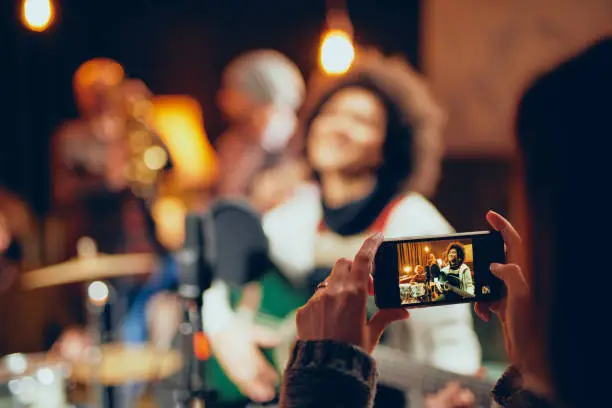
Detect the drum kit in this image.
<box><xmin>399</xmin><ymin>282</ymin><xmax>429</xmax><ymax>304</ymax></box>
<box><xmin>1</xmin><ymin>238</ymin><xmax>184</xmax><ymax>408</ymax></box>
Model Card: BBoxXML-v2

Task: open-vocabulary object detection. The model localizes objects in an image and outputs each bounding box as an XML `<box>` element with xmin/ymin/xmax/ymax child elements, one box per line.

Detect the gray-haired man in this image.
<box><xmin>214</xmin><ymin>49</ymin><xmax>309</xmax><ymax>213</ymax></box>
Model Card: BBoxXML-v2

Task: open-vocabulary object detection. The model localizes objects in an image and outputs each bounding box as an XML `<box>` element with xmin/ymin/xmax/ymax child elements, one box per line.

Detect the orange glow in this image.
<box><xmin>151</xmin><ymin>196</ymin><xmax>187</xmax><ymax>250</ymax></box>
<box><xmin>21</xmin><ymin>0</ymin><xmax>54</xmax><ymax>32</ymax></box>
<box><xmin>320</xmin><ymin>29</ymin><xmax>355</xmax><ymax>75</ymax></box>
<box><xmin>193</xmin><ymin>332</ymin><xmax>212</xmax><ymax>360</ymax></box>
<box><xmin>73</xmin><ymin>58</ymin><xmax>124</xmax><ymax>93</ymax></box>
<box><xmin>152</xmin><ymin>96</ymin><xmax>218</xmax><ymax>189</ymax></box>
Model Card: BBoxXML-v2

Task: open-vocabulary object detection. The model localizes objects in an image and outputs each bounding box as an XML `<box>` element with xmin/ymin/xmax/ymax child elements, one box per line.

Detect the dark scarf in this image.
<box><xmin>321</xmin><ymin>172</ymin><xmax>403</xmax><ymax>236</ymax></box>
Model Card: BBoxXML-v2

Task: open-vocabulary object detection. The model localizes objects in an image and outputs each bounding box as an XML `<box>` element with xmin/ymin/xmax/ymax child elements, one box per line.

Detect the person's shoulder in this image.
<box><xmin>263</xmin><ymin>182</ymin><xmax>320</xmax><ymax>231</ymax></box>
<box><xmin>385</xmin><ymin>192</ymin><xmax>454</xmax><ymax>237</ymax></box>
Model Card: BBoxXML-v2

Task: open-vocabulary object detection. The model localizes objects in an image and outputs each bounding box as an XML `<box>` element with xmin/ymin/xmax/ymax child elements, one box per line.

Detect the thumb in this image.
<box><xmin>490</xmin><ymin>263</ymin><xmax>528</xmax><ymax>294</ymax></box>
<box><xmin>251</xmin><ymin>325</ymin><xmax>281</xmax><ymax>348</ymax></box>
<box><xmin>366</xmin><ymin>309</ymin><xmax>409</xmax><ymax>352</ymax></box>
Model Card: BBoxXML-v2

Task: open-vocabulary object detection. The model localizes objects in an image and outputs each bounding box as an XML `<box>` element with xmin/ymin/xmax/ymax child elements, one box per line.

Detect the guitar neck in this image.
<box><xmin>373</xmin><ymin>345</ymin><xmax>495</xmax><ymax>407</ymax></box>
<box><xmin>444</xmin><ymin>282</ymin><xmax>475</xmax><ymax>299</ymax></box>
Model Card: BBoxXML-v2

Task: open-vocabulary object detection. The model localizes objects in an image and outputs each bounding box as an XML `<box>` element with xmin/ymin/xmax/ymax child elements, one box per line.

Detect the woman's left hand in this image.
<box><xmin>295</xmin><ymin>233</ymin><xmax>409</xmax><ymax>353</ymax></box>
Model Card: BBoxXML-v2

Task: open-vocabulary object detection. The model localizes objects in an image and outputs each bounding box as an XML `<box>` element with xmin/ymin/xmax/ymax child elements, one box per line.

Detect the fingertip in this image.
<box><xmin>371</xmin><ymin>232</ymin><xmax>384</xmax><ymax>243</ymax></box>
<box><xmin>486</xmin><ymin>210</ymin><xmax>505</xmax><ymax>231</ymax></box>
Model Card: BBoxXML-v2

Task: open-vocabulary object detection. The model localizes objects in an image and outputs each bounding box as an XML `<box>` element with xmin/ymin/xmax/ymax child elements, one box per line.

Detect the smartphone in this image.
<box><xmin>374</xmin><ymin>231</ymin><xmax>505</xmax><ymax>309</ymax></box>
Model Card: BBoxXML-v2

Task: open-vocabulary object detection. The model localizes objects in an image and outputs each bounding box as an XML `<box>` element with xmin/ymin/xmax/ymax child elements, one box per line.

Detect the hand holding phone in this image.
<box><xmin>374</xmin><ymin>231</ymin><xmax>506</xmax><ymax>309</ymax></box>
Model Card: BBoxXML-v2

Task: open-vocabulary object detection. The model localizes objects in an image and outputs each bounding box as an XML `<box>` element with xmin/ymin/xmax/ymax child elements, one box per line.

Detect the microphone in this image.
<box><xmin>177</xmin><ymin>213</ymin><xmax>213</xmax><ymax>309</ymax></box>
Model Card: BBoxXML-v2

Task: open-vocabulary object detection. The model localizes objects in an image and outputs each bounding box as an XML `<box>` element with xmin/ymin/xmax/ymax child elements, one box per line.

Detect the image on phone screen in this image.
<box><xmin>374</xmin><ymin>231</ymin><xmax>505</xmax><ymax>309</ymax></box>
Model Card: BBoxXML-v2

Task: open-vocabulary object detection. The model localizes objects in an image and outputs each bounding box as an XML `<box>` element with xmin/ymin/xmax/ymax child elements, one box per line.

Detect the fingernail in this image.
<box><xmin>490</xmin><ymin>263</ymin><xmax>502</xmax><ymax>271</ymax></box>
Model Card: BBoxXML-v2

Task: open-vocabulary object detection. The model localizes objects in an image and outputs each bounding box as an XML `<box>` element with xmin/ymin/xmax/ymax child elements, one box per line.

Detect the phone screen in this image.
<box><xmin>374</xmin><ymin>231</ymin><xmax>505</xmax><ymax>309</ymax></box>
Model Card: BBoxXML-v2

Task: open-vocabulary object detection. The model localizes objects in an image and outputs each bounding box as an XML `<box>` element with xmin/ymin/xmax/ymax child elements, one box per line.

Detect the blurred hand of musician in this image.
<box><xmin>210</xmin><ymin>317</ymin><xmax>281</xmax><ymax>403</ymax></box>
<box><xmin>425</xmin><ymin>381</ymin><xmax>476</xmax><ymax>408</ymax></box>
<box><xmin>52</xmin><ymin>327</ymin><xmax>92</xmax><ymax>362</ymax></box>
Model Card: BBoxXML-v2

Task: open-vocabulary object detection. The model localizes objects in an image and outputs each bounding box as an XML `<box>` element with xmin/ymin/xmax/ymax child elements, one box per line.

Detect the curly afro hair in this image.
<box><xmin>445</xmin><ymin>242</ymin><xmax>466</xmax><ymax>265</ymax></box>
<box><xmin>296</xmin><ymin>47</ymin><xmax>446</xmax><ymax>198</ymax></box>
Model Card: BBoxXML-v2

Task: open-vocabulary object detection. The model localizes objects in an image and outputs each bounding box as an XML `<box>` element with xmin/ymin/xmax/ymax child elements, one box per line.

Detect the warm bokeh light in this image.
<box><xmin>152</xmin><ymin>96</ymin><xmax>219</xmax><ymax>189</ymax></box>
<box><xmin>88</xmin><ymin>281</ymin><xmax>109</xmax><ymax>306</ymax></box>
<box><xmin>424</xmin><ymin>246</ymin><xmax>430</xmax><ymax>253</ymax></box>
<box><xmin>143</xmin><ymin>146</ymin><xmax>168</xmax><ymax>171</ymax></box>
<box><xmin>21</xmin><ymin>0</ymin><xmax>54</xmax><ymax>32</ymax></box>
<box><xmin>403</xmin><ymin>266</ymin><xmax>412</xmax><ymax>273</ymax></box>
<box><xmin>76</xmin><ymin>236</ymin><xmax>97</xmax><ymax>258</ymax></box>
<box><xmin>320</xmin><ymin>29</ymin><xmax>355</xmax><ymax>75</ymax></box>
<box><xmin>152</xmin><ymin>196</ymin><xmax>187</xmax><ymax>250</ymax></box>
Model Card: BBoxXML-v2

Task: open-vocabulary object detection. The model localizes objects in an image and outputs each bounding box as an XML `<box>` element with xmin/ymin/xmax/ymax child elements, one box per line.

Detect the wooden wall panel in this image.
<box><xmin>423</xmin><ymin>0</ymin><xmax>612</xmax><ymax>157</ymax></box>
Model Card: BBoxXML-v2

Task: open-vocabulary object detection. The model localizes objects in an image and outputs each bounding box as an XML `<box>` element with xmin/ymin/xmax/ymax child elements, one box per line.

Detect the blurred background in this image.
<box><xmin>0</xmin><ymin>0</ymin><xmax>611</xmax><ymax>405</ymax></box>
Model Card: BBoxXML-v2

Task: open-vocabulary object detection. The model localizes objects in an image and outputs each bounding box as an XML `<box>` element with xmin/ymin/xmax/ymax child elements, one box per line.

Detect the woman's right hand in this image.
<box><xmin>474</xmin><ymin>211</ymin><xmax>531</xmax><ymax>370</ymax></box>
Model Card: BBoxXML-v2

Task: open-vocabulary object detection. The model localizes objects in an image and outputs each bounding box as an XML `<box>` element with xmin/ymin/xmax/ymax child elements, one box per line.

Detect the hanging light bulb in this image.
<box><xmin>21</xmin><ymin>0</ymin><xmax>54</xmax><ymax>32</ymax></box>
<box><xmin>320</xmin><ymin>29</ymin><xmax>355</xmax><ymax>75</ymax></box>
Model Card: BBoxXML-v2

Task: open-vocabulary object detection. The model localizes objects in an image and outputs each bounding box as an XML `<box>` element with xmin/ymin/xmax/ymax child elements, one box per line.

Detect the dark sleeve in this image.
<box><xmin>492</xmin><ymin>366</ymin><xmax>553</xmax><ymax>408</ymax></box>
<box><xmin>432</xmin><ymin>264</ymin><xmax>440</xmax><ymax>278</ymax></box>
<box><xmin>280</xmin><ymin>340</ymin><xmax>377</xmax><ymax>408</ymax></box>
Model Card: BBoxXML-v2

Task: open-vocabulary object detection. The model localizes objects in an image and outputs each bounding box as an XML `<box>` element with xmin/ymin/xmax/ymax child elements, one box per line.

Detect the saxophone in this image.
<box><xmin>122</xmin><ymin>82</ymin><xmax>169</xmax><ymax>201</ymax></box>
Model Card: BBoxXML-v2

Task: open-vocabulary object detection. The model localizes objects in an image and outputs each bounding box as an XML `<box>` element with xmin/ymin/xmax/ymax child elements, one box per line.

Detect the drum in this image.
<box><xmin>399</xmin><ymin>283</ymin><xmax>411</xmax><ymax>303</ymax></box>
<box><xmin>409</xmin><ymin>283</ymin><xmax>426</xmax><ymax>298</ymax></box>
<box><xmin>0</xmin><ymin>353</ymin><xmax>68</xmax><ymax>408</ymax></box>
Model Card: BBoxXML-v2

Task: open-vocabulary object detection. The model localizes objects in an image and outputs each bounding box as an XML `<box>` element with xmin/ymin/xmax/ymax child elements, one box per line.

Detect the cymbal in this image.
<box><xmin>21</xmin><ymin>253</ymin><xmax>157</xmax><ymax>290</ymax></box>
<box><xmin>70</xmin><ymin>344</ymin><xmax>183</xmax><ymax>385</ymax></box>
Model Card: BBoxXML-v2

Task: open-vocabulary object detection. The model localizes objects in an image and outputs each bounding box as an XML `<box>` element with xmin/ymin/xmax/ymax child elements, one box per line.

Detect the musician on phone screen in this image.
<box><xmin>439</xmin><ymin>242</ymin><xmax>475</xmax><ymax>300</ymax></box>
<box><xmin>214</xmin><ymin>49</ymin><xmax>309</xmax><ymax>213</ymax></box>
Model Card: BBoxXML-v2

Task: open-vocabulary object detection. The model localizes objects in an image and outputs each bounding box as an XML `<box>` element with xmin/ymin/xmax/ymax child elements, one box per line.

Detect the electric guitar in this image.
<box><xmin>442</xmin><ymin>281</ymin><xmax>476</xmax><ymax>299</ymax></box>
<box><xmin>202</xmin><ymin>270</ymin><xmax>495</xmax><ymax>408</ymax></box>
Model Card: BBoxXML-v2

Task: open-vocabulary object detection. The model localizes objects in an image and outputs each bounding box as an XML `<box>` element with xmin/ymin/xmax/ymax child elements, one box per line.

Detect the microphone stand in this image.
<box><xmin>173</xmin><ymin>285</ymin><xmax>217</xmax><ymax>408</ymax></box>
